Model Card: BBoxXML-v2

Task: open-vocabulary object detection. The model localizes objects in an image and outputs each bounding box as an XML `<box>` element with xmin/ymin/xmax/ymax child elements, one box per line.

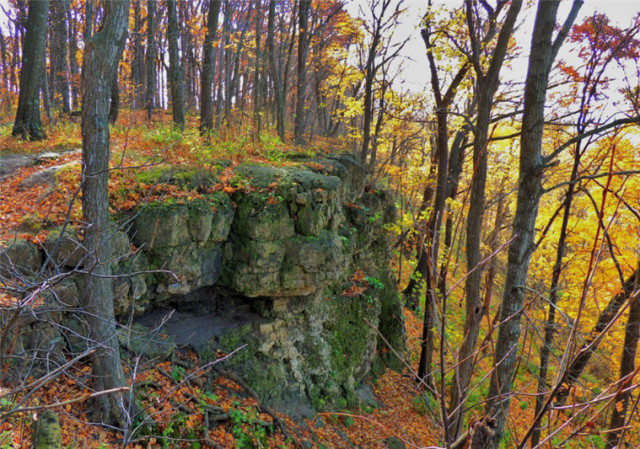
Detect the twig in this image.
<box><xmin>1</xmin><ymin>387</ymin><xmax>130</xmax><ymax>418</ymax></box>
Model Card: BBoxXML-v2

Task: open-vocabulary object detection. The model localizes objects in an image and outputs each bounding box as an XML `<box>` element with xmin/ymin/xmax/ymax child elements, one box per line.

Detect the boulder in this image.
<box><xmin>0</xmin><ymin>237</ymin><xmax>42</xmax><ymax>278</ymax></box>
<box><xmin>43</xmin><ymin>227</ymin><xmax>86</xmax><ymax>269</ymax></box>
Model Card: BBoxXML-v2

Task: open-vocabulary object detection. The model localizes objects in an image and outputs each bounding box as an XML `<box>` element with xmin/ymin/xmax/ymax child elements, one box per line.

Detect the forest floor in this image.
<box><xmin>0</xmin><ymin>308</ymin><xmax>439</xmax><ymax>449</ymax></box>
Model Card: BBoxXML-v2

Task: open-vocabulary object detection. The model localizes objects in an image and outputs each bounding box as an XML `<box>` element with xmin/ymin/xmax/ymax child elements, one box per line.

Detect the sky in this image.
<box><xmin>360</xmin><ymin>1</ymin><xmax>640</xmax><ymax>93</ymax></box>
<box><xmin>1</xmin><ymin>0</ymin><xmax>638</xmax><ymax>98</ymax></box>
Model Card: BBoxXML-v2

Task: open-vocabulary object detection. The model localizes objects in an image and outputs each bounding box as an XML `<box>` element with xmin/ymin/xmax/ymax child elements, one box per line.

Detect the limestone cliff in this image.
<box><xmin>1</xmin><ymin>155</ymin><xmax>405</xmax><ymax>414</ymax></box>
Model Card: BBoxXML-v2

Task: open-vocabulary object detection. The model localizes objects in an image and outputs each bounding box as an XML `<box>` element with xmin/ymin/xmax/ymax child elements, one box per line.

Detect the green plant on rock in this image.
<box><xmin>365</xmin><ymin>276</ymin><xmax>385</xmax><ymax>290</ymax></box>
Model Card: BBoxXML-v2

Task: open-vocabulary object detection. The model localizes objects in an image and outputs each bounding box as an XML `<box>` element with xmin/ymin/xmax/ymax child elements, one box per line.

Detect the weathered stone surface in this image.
<box><xmin>210</xmin><ymin>192</ymin><xmax>234</xmax><ymax>242</ymax></box>
<box><xmin>233</xmin><ymin>192</ymin><xmax>295</xmax><ymax>241</ymax></box>
<box><xmin>110</xmin><ymin>230</ymin><xmax>132</xmax><ymax>261</ymax></box>
<box><xmin>118</xmin><ymin>322</ymin><xmax>177</xmax><ymax>361</ymax></box>
<box><xmin>132</xmin><ymin>203</ymin><xmax>190</xmax><ymax>250</ymax></box>
<box><xmin>0</xmin><ymin>237</ymin><xmax>42</xmax><ymax>278</ymax></box>
<box><xmin>187</xmin><ymin>199</ymin><xmax>214</xmax><ymax>243</ymax></box>
<box><xmin>43</xmin><ymin>227</ymin><xmax>86</xmax><ymax>268</ymax></box>
<box><xmin>19</xmin><ymin>161</ymin><xmax>79</xmax><ymax>189</ymax></box>
<box><xmin>33</xmin><ymin>411</ymin><xmax>62</xmax><ymax>449</ymax></box>
<box><xmin>13</xmin><ymin>157</ymin><xmax>405</xmax><ymax>419</ymax></box>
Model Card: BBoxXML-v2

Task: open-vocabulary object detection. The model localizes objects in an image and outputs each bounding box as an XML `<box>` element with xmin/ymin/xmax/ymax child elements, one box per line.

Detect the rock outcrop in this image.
<box><xmin>0</xmin><ymin>155</ymin><xmax>405</xmax><ymax>414</ymax></box>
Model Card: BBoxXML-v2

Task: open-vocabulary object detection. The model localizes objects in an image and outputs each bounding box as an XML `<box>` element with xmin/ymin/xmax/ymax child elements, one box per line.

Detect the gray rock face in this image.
<box><xmin>4</xmin><ymin>155</ymin><xmax>405</xmax><ymax>416</ymax></box>
<box><xmin>1</xmin><ymin>237</ymin><xmax>42</xmax><ymax>278</ymax></box>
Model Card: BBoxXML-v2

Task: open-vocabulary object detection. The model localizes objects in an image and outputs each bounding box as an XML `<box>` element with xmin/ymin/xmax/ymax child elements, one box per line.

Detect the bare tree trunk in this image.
<box><xmin>131</xmin><ymin>0</ymin><xmax>144</xmax><ymax>109</ymax></box>
<box><xmin>84</xmin><ymin>0</ymin><xmax>94</xmax><ymax>39</ymax></box>
<box><xmin>0</xmin><ymin>25</ymin><xmax>11</xmax><ymax>113</ymax></box>
<box><xmin>227</xmin><ymin>0</ymin><xmax>253</xmax><ymax>125</ymax></box>
<box><xmin>554</xmin><ymin>267</ymin><xmax>640</xmax><ymax>403</ymax></box>
<box><xmin>200</xmin><ymin>0</ymin><xmax>221</xmax><ymax>134</ymax></box>
<box><xmin>607</xmin><ymin>285</ymin><xmax>640</xmax><ymax>449</ymax></box>
<box><xmin>50</xmin><ymin>0</ymin><xmax>70</xmax><ymax>112</ymax></box>
<box><xmin>449</xmin><ymin>2</ymin><xmax>522</xmax><ymax>440</ymax></box>
<box><xmin>145</xmin><ymin>0</ymin><xmax>156</xmax><ymax>120</ymax></box>
<box><xmin>253</xmin><ymin>0</ymin><xmax>263</xmax><ymax>133</ymax></box>
<box><xmin>80</xmin><ymin>0</ymin><xmax>130</xmax><ymax>428</ymax></box>
<box><xmin>215</xmin><ymin>0</ymin><xmax>230</xmax><ymax>128</ymax></box>
<box><xmin>167</xmin><ymin>0</ymin><xmax>185</xmax><ymax>130</ymax></box>
<box><xmin>12</xmin><ymin>0</ymin><xmax>49</xmax><ymax>140</ymax></box>
<box><xmin>478</xmin><ymin>2</ymin><xmax>582</xmax><ymax>447</ymax></box>
<box><xmin>109</xmin><ymin>75</ymin><xmax>120</xmax><ymax>125</ymax></box>
<box><xmin>294</xmin><ymin>0</ymin><xmax>311</xmax><ymax>145</ymax></box>
<box><xmin>267</xmin><ymin>0</ymin><xmax>286</xmax><ymax>141</ymax></box>
<box><xmin>67</xmin><ymin>4</ymin><xmax>79</xmax><ymax>109</ymax></box>
<box><xmin>41</xmin><ymin>52</ymin><xmax>53</xmax><ymax>123</ymax></box>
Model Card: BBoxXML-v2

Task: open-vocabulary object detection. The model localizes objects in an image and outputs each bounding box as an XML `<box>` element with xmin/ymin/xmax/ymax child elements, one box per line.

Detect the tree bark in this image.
<box><xmin>294</xmin><ymin>0</ymin><xmax>311</xmax><ymax>144</ymax></box>
<box><xmin>215</xmin><ymin>0</ymin><xmax>231</xmax><ymax>128</ymax></box>
<box><xmin>449</xmin><ymin>1</ymin><xmax>522</xmax><ymax>440</ymax></box>
<box><xmin>0</xmin><ymin>25</ymin><xmax>11</xmax><ymax>113</ymax></box>
<box><xmin>50</xmin><ymin>0</ymin><xmax>70</xmax><ymax>113</ymax></box>
<box><xmin>145</xmin><ymin>0</ymin><xmax>156</xmax><ymax>120</ymax></box>
<box><xmin>267</xmin><ymin>0</ymin><xmax>285</xmax><ymax>141</ymax></box>
<box><xmin>253</xmin><ymin>0</ymin><xmax>263</xmax><ymax>133</ymax></box>
<box><xmin>131</xmin><ymin>0</ymin><xmax>144</xmax><ymax>109</ymax></box>
<box><xmin>607</xmin><ymin>284</ymin><xmax>640</xmax><ymax>449</ymax></box>
<box><xmin>167</xmin><ymin>0</ymin><xmax>185</xmax><ymax>130</ymax></box>
<box><xmin>12</xmin><ymin>0</ymin><xmax>49</xmax><ymax>140</ymax></box>
<box><xmin>200</xmin><ymin>0</ymin><xmax>221</xmax><ymax>134</ymax></box>
<box><xmin>478</xmin><ymin>2</ymin><xmax>582</xmax><ymax>447</ymax></box>
<box><xmin>67</xmin><ymin>3</ymin><xmax>79</xmax><ymax>109</ymax></box>
<box><xmin>227</xmin><ymin>0</ymin><xmax>253</xmax><ymax>125</ymax></box>
<box><xmin>80</xmin><ymin>0</ymin><xmax>130</xmax><ymax>428</ymax></box>
<box><xmin>554</xmin><ymin>267</ymin><xmax>640</xmax><ymax>403</ymax></box>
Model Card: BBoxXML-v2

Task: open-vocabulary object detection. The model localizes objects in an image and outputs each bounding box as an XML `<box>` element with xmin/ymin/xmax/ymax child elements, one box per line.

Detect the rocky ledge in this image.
<box><xmin>1</xmin><ymin>155</ymin><xmax>405</xmax><ymax>414</ymax></box>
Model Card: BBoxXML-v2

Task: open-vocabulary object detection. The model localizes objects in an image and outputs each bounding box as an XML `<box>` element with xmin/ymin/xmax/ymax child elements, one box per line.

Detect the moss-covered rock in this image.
<box><xmin>209</xmin><ymin>192</ymin><xmax>234</xmax><ymax>242</ymax></box>
<box><xmin>14</xmin><ymin>156</ymin><xmax>405</xmax><ymax>419</ymax></box>
<box><xmin>117</xmin><ymin>322</ymin><xmax>177</xmax><ymax>361</ymax></box>
<box><xmin>43</xmin><ymin>226</ymin><xmax>85</xmax><ymax>268</ymax></box>
<box><xmin>33</xmin><ymin>411</ymin><xmax>62</xmax><ymax>449</ymax></box>
<box><xmin>133</xmin><ymin>202</ymin><xmax>191</xmax><ymax>250</ymax></box>
<box><xmin>233</xmin><ymin>192</ymin><xmax>295</xmax><ymax>241</ymax></box>
<box><xmin>187</xmin><ymin>199</ymin><xmax>214</xmax><ymax>243</ymax></box>
<box><xmin>0</xmin><ymin>237</ymin><xmax>42</xmax><ymax>278</ymax></box>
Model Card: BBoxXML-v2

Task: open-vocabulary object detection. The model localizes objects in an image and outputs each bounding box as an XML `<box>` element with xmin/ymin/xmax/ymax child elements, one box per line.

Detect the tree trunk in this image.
<box><xmin>50</xmin><ymin>0</ymin><xmax>70</xmax><ymax>112</ymax></box>
<box><xmin>554</xmin><ymin>267</ymin><xmax>640</xmax><ymax>404</ymax></box>
<box><xmin>12</xmin><ymin>0</ymin><xmax>49</xmax><ymax>140</ymax></box>
<box><xmin>267</xmin><ymin>0</ymin><xmax>285</xmax><ymax>141</ymax></box>
<box><xmin>294</xmin><ymin>0</ymin><xmax>311</xmax><ymax>145</ymax></box>
<box><xmin>80</xmin><ymin>0</ymin><xmax>130</xmax><ymax>428</ymax></box>
<box><xmin>449</xmin><ymin>2</ymin><xmax>522</xmax><ymax>440</ymax></box>
<box><xmin>215</xmin><ymin>0</ymin><xmax>230</xmax><ymax>128</ymax></box>
<box><xmin>145</xmin><ymin>0</ymin><xmax>156</xmax><ymax>120</ymax></box>
<box><xmin>360</xmin><ymin>0</ymin><xmax>387</xmax><ymax>165</ymax></box>
<box><xmin>478</xmin><ymin>2</ymin><xmax>582</xmax><ymax>447</ymax></box>
<box><xmin>606</xmin><ymin>284</ymin><xmax>640</xmax><ymax>449</ymax></box>
<box><xmin>130</xmin><ymin>0</ymin><xmax>144</xmax><ymax>109</ymax></box>
<box><xmin>253</xmin><ymin>0</ymin><xmax>263</xmax><ymax>133</ymax></box>
<box><xmin>0</xmin><ymin>25</ymin><xmax>11</xmax><ymax>113</ymax></box>
<box><xmin>67</xmin><ymin>4</ymin><xmax>79</xmax><ymax>109</ymax></box>
<box><xmin>109</xmin><ymin>75</ymin><xmax>120</xmax><ymax>125</ymax></box>
<box><xmin>530</xmin><ymin>145</ymin><xmax>582</xmax><ymax>446</ymax></box>
<box><xmin>227</xmin><ymin>0</ymin><xmax>254</xmax><ymax>125</ymax></box>
<box><xmin>167</xmin><ymin>0</ymin><xmax>185</xmax><ymax>130</ymax></box>
<box><xmin>200</xmin><ymin>0</ymin><xmax>221</xmax><ymax>134</ymax></box>
<box><xmin>41</xmin><ymin>51</ymin><xmax>53</xmax><ymax>123</ymax></box>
